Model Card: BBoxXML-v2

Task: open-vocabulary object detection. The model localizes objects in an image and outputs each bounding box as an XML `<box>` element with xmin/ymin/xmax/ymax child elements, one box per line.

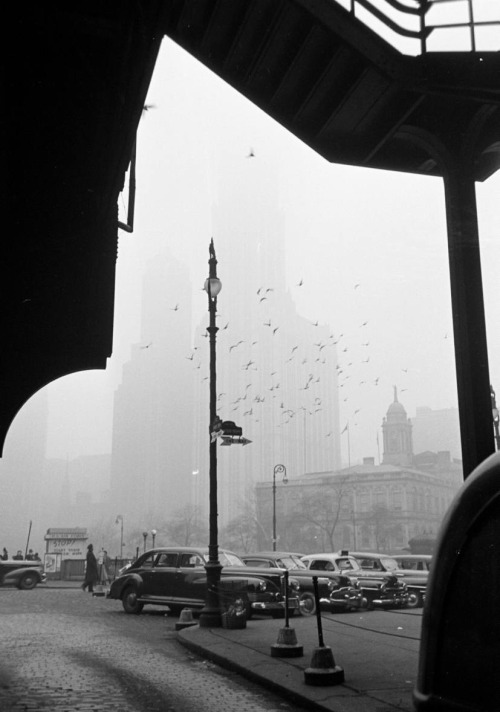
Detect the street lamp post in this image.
<box><xmin>272</xmin><ymin>464</ymin><xmax>288</xmax><ymax>551</ymax></box>
<box><xmin>142</xmin><ymin>531</ymin><xmax>148</xmax><ymax>553</ymax></box>
<box><xmin>115</xmin><ymin>515</ymin><xmax>124</xmax><ymax>560</ymax></box>
<box><xmin>199</xmin><ymin>238</ymin><xmax>223</xmax><ymax>628</ymax></box>
<box><xmin>151</xmin><ymin>529</ymin><xmax>157</xmax><ymax>548</ymax></box>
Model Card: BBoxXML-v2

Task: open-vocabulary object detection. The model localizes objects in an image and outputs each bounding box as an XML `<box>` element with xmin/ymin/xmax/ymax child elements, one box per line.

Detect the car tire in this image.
<box><xmin>406</xmin><ymin>591</ymin><xmax>422</xmax><ymax>609</ymax></box>
<box><xmin>299</xmin><ymin>591</ymin><xmax>316</xmax><ymax>616</ymax></box>
<box><xmin>122</xmin><ymin>586</ymin><xmax>143</xmax><ymax>614</ymax></box>
<box><xmin>17</xmin><ymin>573</ymin><xmax>38</xmax><ymax>590</ymax></box>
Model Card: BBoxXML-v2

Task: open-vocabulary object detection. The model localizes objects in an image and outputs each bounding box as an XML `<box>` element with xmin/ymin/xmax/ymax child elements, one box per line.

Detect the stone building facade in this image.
<box><xmin>254</xmin><ymin>392</ymin><xmax>463</xmax><ymax>554</ymax></box>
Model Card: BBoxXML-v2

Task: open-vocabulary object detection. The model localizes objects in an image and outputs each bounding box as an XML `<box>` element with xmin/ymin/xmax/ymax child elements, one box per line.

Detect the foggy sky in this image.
<box><xmin>37</xmin><ymin>36</ymin><xmax>500</xmax><ymax>467</ymax></box>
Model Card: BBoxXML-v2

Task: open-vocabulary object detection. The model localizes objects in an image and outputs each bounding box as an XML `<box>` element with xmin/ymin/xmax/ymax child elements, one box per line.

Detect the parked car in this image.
<box><xmin>392</xmin><ymin>554</ymin><xmax>432</xmax><ymax>572</ymax></box>
<box><xmin>392</xmin><ymin>554</ymin><xmax>432</xmax><ymax>608</ymax></box>
<box><xmin>107</xmin><ymin>547</ymin><xmax>300</xmax><ymax>618</ymax></box>
<box><xmin>0</xmin><ymin>559</ymin><xmax>46</xmax><ymax>590</ymax></box>
<box><xmin>350</xmin><ymin>551</ymin><xmax>429</xmax><ymax>609</ymax></box>
<box><xmin>301</xmin><ymin>552</ymin><xmax>408</xmax><ymax>610</ymax></box>
<box><xmin>241</xmin><ymin>551</ymin><xmax>363</xmax><ymax>615</ymax></box>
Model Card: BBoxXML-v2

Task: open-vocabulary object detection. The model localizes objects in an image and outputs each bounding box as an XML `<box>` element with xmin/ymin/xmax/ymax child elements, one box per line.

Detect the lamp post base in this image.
<box><xmin>199</xmin><ymin>560</ymin><xmax>223</xmax><ymax>627</ymax></box>
<box><xmin>199</xmin><ymin>607</ymin><xmax>223</xmax><ymax>628</ymax></box>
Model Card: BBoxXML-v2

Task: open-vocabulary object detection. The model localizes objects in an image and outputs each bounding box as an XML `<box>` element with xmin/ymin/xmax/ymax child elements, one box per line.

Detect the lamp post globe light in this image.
<box><xmin>151</xmin><ymin>529</ymin><xmax>157</xmax><ymax>548</ymax></box>
<box><xmin>199</xmin><ymin>239</ymin><xmax>223</xmax><ymax>628</ymax></box>
<box><xmin>272</xmin><ymin>464</ymin><xmax>288</xmax><ymax>552</ymax></box>
<box><xmin>142</xmin><ymin>531</ymin><xmax>148</xmax><ymax>553</ymax></box>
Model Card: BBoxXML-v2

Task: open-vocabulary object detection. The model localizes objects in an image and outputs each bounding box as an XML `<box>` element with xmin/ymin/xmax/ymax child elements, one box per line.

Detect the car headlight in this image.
<box><xmin>257</xmin><ymin>580</ymin><xmax>267</xmax><ymax>592</ymax></box>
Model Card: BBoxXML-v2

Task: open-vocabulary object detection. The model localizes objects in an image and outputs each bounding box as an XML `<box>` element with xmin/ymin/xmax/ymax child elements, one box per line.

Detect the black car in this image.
<box><xmin>241</xmin><ymin>551</ymin><xmax>363</xmax><ymax>615</ymax></box>
<box><xmin>353</xmin><ymin>551</ymin><xmax>430</xmax><ymax>608</ymax></box>
<box><xmin>301</xmin><ymin>552</ymin><xmax>408</xmax><ymax>610</ymax></box>
<box><xmin>0</xmin><ymin>559</ymin><xmax>46</xmax><ymax>590</ymax></box>
<box><xmin>107</xmin><ymin>547</ymin><xmax>300</xmax><ymax>618</ymax></box>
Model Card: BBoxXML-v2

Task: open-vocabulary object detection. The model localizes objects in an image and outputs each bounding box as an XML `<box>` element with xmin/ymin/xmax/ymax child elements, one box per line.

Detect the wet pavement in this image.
<box><xmin>177</xmin><ymin>608</ymin><xmax>421</xmax><ymax>712</ymax></box>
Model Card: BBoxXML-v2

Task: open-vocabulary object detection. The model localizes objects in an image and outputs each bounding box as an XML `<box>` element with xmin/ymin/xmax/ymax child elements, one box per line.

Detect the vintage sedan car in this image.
<box><xmin>241</xmin><ymin>551</ymin><xmax>363</xmax><ymax>615</ymax></box>
<box><xmin>350</xmin><ymin>551</ymin><xmax>429</xmax><ymax>609</ymax></box>
<box><xmin>301</xmin><ymin>552</ymin><xmax>408</xmax><ymax>610</ymax></box>
<box><xmin>107</xmin><ymin>547</ymin><xmax>300</xmax><ymax>618</ymax></box>
<box><xmin>0</xmin><ymin>559</ymin><xmax>46</xmax><ymax>589</ymax></box>
<box><xmin>392</xmin><ymin>553</ymin><xmax>432</xmax><ymax>572</ymax></box>
<box><xmin>392</xmin><ymin>554</ymin><xmax>431</xmax><ymax>607</ymax></box>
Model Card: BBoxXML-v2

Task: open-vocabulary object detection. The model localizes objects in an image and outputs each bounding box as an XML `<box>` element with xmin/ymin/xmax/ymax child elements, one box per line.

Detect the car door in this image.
<box><xmin>147</xmin><ymin>552</ymin><xmax>178</xmax><ymax>600</ymax></box>
<box><xmin>171</xmin><ymin>552</ymin><xmax>207</xmax><ymax>607</ymax></box>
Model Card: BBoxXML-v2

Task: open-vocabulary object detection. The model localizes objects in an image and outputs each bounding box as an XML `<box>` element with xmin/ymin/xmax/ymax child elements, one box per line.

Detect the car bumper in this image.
<box><xmin>251</xmin><ymin>596</ymin><xmax>300</xmax><ymax>612</ymax></box>
<box><xmin>322</xmin><ymin>590</ymin><xmax>364</xmax><ymax>610</ymax></box>
<box><xmin>370</xmin><ymin>594</ymin><xmax>408</xmax><ymax>608</ymax></box>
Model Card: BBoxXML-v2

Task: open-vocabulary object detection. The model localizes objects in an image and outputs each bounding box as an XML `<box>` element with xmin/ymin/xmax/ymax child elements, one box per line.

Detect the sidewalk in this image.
<box><xmin>177</xmin><ymin>612</ymin><xmax>420</xmax><ymax>712</ymax></box>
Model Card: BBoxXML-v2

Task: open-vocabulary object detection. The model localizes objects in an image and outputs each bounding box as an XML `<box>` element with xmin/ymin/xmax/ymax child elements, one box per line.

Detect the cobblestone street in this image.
<box><xmin>0</xmin><ymin>587</ymin><xmax>300</xmax><ymax>712</ymax></box>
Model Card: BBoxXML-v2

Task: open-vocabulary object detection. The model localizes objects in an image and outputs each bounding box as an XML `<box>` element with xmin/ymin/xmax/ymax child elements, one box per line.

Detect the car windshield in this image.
<box><xmin>216</xmin><ymin>551</ymin><xmax>246</xmax><ymax>567</ymax></box>
<box><xmin>276</xmin><ymin>556</ymin><xmax>307</xmax><ymax>570</ymax></box>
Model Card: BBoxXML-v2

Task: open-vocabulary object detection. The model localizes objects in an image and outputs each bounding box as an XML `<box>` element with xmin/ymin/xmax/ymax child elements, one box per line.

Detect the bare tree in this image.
<box><xmin>161</xmin><ymin>505</ymin><xmax>206</xmax><ymax>546</ymax></box>
<box><xmin>366</xmin><ymin>503</ymin><xmax>399</xmax><ymax>551</ymax></box>
<box><xmin>221</xmin><ymin>488</ymin><xmax>260</xmax><ymax>553</ymax></box>
<box><xmin>288</xmin><ymin>476</ymin><xmax>350</xmax><ymax>552</ymax></box>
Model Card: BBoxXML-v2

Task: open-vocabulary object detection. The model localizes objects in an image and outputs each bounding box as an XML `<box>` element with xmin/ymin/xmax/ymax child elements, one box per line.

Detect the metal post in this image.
<box><xmin>272</xmin><ymin>464</ymin><xmax>287</xmax><ymax>551</ymax></box>
<box><xmin>142</xmin><ymin>531</ymin><xmax>148</xmax><ymax>553</ymax></box>
<box><xmin>443</xmin><ymin>165</ymin><xmax>495</xmax><ymax>477</ymax></box>
<box><xmin>200</xmin><ymin>239</ymin><xmax>223</xmax><ymax>628</ymax></box>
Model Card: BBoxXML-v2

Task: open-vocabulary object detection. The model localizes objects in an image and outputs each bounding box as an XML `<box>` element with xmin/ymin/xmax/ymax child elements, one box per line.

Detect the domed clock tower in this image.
<box><xmin>382</xmin><ymin>386</ymin><xmax>413</xmax><ymax>466</ymax></box>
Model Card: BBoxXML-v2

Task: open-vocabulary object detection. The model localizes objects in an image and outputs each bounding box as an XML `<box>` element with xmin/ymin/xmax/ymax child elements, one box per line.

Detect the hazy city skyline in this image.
<box><xmin>6</xmin><ymin>36</ymin><xmax>499</xmax><ymax>473</ymax></box>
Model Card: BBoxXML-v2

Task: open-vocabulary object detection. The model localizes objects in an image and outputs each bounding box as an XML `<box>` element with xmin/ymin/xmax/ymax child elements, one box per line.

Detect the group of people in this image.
<box><xmin>81</xmin><ymin>544</ymin><xmax>113</xmax><ymax>593</ymax></box>
<box><xmin>1</xmin><ymin>548</ymin><xmax>41</xmax><ymax>561</ymax></box>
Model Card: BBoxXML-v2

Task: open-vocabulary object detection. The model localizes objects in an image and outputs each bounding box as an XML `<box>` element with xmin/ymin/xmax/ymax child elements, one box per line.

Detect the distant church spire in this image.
<box><xmin>382</xmin><ymin>388</ymin><xmax>413</xmax><ymax>467</ymax></box>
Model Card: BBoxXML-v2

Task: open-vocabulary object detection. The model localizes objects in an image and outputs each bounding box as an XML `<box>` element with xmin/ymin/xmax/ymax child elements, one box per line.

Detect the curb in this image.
<box><xmin>177</xmin><ymin>626</ymin><xmax>328</xmax><ymax>712</ymax></box>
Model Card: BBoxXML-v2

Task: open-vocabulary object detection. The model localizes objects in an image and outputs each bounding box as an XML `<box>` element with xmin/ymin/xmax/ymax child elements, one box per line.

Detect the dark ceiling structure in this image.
<box><xmin>5</xmin><ymin>1</ymin><xmax>500</xmax><ymax>474</ymax></box>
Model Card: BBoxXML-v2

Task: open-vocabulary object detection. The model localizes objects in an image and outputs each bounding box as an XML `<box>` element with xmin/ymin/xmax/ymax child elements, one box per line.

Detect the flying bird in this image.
<box><xmin>246</xmin><ymin>148</ymin><xmax>255</xmax><ymax>158</ymax></box>
<box><xmin>297</xmin><ymin>279</ymin><xmax>304</xmax><ymax>286</ymax></box>
<box><xmin>171</xmin><ymin>304</ymin><xmax>179</xmax><ymax>311</ymax></box>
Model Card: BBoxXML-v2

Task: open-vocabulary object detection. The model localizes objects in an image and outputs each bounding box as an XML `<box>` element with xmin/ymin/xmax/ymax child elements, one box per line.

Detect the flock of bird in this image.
<box><xmin>143</xmin><ymin>276</ymin><xmax>417</xmax><ymax>451</ymax></box>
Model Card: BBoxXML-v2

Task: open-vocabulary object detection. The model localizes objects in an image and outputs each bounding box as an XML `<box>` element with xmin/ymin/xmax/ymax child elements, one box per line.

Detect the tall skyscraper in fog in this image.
<box><xmin>110</xmin><ymin>254</ymin><xmax>194</xmax><ymax>527</ymax></box>
<box><xmin>190</xmin><ymin>155</ymin><xmax>341</xmax><ymax>527</ymax></box>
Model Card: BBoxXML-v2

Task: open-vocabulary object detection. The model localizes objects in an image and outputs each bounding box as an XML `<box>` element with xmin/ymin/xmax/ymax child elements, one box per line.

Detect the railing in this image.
<box><xmin>334</xmin><ymin>0</ymin><xmax>500</xmax><ymax>55</ymax></box>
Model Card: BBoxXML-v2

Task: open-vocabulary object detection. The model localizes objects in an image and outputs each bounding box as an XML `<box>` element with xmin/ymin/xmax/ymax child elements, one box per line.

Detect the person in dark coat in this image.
<box><xmin>82</xmin><ymin>544</ymin><xmax>99</xmax><ymax>593</ymax></box>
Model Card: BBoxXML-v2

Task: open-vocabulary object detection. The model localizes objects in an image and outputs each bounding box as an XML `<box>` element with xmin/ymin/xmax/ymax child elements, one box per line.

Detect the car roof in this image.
<box><xmin>348</xmin><ymin>552</ymin><xmax>396</xmax><ymax>559</ymax></box>
<box><xmin>243</xmin><ymin>552</ymin><xmax>303</xmax><ymax>558</ymax></box>
<box><xmin>392</xmin><ymin>554</ymin><xmax>432</xmax><ymax>560</ymax></box>
<box><xmin>301</xmin><ymin>553</ymin><xmax>354</xmax><ymax>559</ymax></box>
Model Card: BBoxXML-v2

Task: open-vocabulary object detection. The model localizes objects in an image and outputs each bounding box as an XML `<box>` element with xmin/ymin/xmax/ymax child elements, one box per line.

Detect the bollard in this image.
<box><xmin>175</xmin><ymin>608</ymin><xmax>197</xmax><ymax>630</ymax></box>
<box><xmin>304</xmin><ymin>577</ymin><xmax>344</xmax><ymax>685</ymax></box>
<box><xmin>271</xmin><ymin>570</ymin><xmax>303</xmax><ymax>657</ymax></box>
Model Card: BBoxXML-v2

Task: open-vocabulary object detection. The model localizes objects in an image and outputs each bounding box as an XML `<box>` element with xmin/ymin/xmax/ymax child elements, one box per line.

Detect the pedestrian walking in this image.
<box><xmin>81</xmin><ymin>544</ymin><xmax>98</xmax><ymax>593</ymax></box>
<box><xmin>1</xmin><ymin>547</ymin><xmax>8</xmax><ymax>560</ymax></box>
